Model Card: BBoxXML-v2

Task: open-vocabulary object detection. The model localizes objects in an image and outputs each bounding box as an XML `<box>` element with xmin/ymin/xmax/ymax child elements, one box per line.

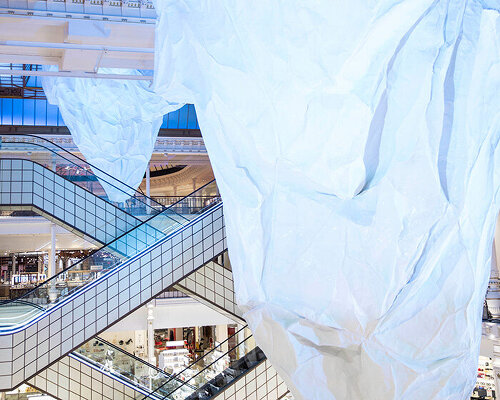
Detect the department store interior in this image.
<box><xmin>0</xmin><ymin>2</ymin><xmax>498</xmax><ymax>400</ymax></box>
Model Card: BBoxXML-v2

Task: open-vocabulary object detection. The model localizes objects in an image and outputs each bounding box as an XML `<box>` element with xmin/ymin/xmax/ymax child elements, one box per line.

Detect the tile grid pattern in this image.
<box><xmin>175</xmin><ymin>260</ymin><xmax>243</xmax><ymax>323</ymax></box>
<box><xmin>213</xmin><ymin>360</ymin><xmax>289</xmax><ymax>400</ymax></box>
<box><xmin>0</xmin><ymin>204</ymin><xmax>225</xmax><ymax>390</ymax></box>
<box><xmin>27</xmin><ymin>256</ymin><xmax>242</xmax><ymax>399</ymax></box>
<box><xmin>0</xmin><ymin>159</ymin><xmax>140</xmax><ymax>244</ymax></box>
<box><xmin>28</xmin><ymin>357</ymin><xmax>290</xmax><ymax>400</ymax></box>
<box><xmin>27</xmin><ymin>354</ymin><xmax>141</xmax><ymax>400</ymax></box>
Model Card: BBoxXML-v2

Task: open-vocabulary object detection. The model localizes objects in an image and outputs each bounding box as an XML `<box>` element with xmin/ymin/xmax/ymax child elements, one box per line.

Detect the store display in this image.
<box><xmin>158</xmin><ymin>347</ymin><xmax>191</xmax><ymax>375</ymax></box>
<box><xmin>472</xmin><ymin>356</ymin><xmax>496</xmax><ymax>399</ymax></box>
<box><xmin>202</xmin><ymin>347</ymin><xmax>230</xmax><ymax>381</ymax></box>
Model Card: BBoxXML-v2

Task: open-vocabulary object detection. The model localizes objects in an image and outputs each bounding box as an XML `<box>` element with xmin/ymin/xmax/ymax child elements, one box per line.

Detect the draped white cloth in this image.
<box><xmin>153</xmin><ymin>2</ymin><xmax>500</xmax><ymax>399</ymax></box>
<box><xmin>42</xmin><ymin>66</ymin><xmax>182</xmax><ymax>202</ymax></box>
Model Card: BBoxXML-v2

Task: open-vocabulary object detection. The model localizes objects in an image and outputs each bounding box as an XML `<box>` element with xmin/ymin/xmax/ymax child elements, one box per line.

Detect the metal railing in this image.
<box><xmin>0</xmin><ymin>180</ymin><xmax>220</xmax><ymax>331</ymax></box>
<box><xmin>142</xmin><ymin>326</ymin><xmax>265</xmax><ymax>400</ymax></box>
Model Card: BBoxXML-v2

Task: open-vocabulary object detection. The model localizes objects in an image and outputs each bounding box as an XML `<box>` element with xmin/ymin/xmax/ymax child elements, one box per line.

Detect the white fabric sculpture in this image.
<box><xmin>153</xmin><ymin>2</ymin><xmax>500</xmax><ymax>399</ymax></box>
<box><xmin>42</xmin><ymin>67</ymin><xmax>182</xmax><ymax>202</ymax></box>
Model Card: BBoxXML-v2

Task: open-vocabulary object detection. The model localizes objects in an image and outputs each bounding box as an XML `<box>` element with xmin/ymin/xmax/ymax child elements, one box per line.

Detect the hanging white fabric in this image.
<box><xmin>153</xmin><ymin>1</ymin><xmax>500</xmax><ymax>399</ymax></box>
<box><xmin>42</xmin><ymin>66</ymin><xmax>183</xmax><ymax>202</ymax></box>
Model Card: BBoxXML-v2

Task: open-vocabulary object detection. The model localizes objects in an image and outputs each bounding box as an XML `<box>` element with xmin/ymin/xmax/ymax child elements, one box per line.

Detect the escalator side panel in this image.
<box><xmin>28</xmin><ymin>357</ymin><xmax>290</xmax><ymax>400</ymax></box>
<box><xmin>174</xmin><ymin>261</ymin><xmax>244</xmax><ymax>324</ymax></box>
<box><xmin>28</xmin><ymin>356</ymin><xmax>290</xmax><ymax>400</ymax></box>
<box><xmin>26</xmin><ymin>258</ymin><xmax>241</xmax><ymax>400</ymax></box>
<box><xmin>0</xmin><ymin>159</ymin><xmax>141</xmax><ymax>244</ymax></box>
<box><xmin>0</xmin><ymin>205</ymin><xmax>225</xmax><ymax>391</ymax></box>
<box><xmin>27</xmin><ymin>354</ymin><xmax>144</xmax><ymax>400</ymax></box>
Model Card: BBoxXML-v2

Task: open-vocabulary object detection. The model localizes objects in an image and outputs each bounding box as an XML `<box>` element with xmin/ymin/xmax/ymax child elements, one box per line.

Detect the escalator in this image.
<box><xmin>142</xmin><ymin>326</ymin><xmax>265</xmax><ymax>400</ymax></box>
<box><xmin>0</xmin><ymin>136</ymin><xmax>226</xmax><ymax>390</ymax></box>
<box><xmin>73</xmin><ymin>336</ymin><xmax>194</xmax><ymax>399</ymax></box>
<box><xmin>28</xmin><ymin>250</ymin><xmax>245</xmax><ymax>400</ymax></box>
<box><xmin>29</xmin><ymin>326</ymin><xmax>284</xmax><ymax>400</ymax></box>
<box><xmin>0</xmin><ymin>134</ymin><xmax>164</xmax><ymax>247</ymax></box>
<box><xmin>0</xmin><ymin>133</ymin><xmax>180</xmax><ymax>325</ymax></box>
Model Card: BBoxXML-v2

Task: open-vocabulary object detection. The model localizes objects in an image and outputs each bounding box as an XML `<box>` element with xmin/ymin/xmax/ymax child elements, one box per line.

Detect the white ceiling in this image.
<box><xmin>0</xmin><ymin>216</ymin><xmax>96</xmax><ymax>254</ymax></box>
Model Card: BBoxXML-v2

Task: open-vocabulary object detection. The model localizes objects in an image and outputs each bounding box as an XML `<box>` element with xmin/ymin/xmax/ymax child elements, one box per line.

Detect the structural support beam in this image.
<box><xmin>11</xmin><ymin>254</ymin><xmax>15</xmax><ymax>277</ymax></box>
<box><xmin>0</xmin><ymin>40</ymin><xmax>154</xmax><ymax>54</ymax></box>
<box><xmin>0</xmin><ymin>14</ymin><xmax>155</xmax><ymax>69</ymax></box>
<box><xmin>48</xmin><ymin>223</ymin><xmax>56</xmax><ymax>279</ymax></box>
<box><xmin>147</xmin><ymin>302</ymin><xmax>155</xmax><ymax>366</ymax></box>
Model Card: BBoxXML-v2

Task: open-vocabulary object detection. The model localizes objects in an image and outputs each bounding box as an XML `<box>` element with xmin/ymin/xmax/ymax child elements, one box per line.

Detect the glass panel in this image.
<box><xmin>74</xmin><ymin>337</ymin><xmax>181</xmax><ymax>395</ymax></box>
<box><xmin>0</xmin><ymin>180</ymin><xmax>220</xmax><ymax>331</ymax></box>
<box><xmin>0</xmin><ymin>134</ymin><xmax>163</xmax><ymax>219</ymax></box>
<box><xmin>152</xmin><ymin>195</ymin><xmax>220</xmax><ymax>213</ymax></box>
<box><xmin>71</xmin><ymin>327</ymin><xmax>263</xmax><ymax>400</ymax></box>
<box><xmin>142</xmin><ymin>326</ymin><xmax>265</xmax><ymax>400</ymax></box>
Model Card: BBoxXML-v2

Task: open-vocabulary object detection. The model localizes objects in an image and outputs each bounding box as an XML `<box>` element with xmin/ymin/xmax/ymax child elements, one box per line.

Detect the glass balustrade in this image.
<box><xmin>71</xmin><ymin>326</ymin><xmax>262</xmax><ymax>400</ymax></box>
<box><xmin>142</xmin><ymin>326</ymin><xmax>264</xmax><ymax>400</ymax></box>
<box><xmin>0</xmin><ymin>134</ymin><xmax>163</xmax><ymax>219</ymax></box>
<box><xmin>74</xmin><ymin>337</ymin><xmax>187</xmax><ymax>397</ymax></box>
<box><xmin>0</xmin><ymin>180</ymin><xmax>221</xmax><ymax>331</ymax></box>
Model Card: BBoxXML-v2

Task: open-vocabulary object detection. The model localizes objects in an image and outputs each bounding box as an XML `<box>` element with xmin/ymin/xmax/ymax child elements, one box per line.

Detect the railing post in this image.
<box><xmin>48</xmin><ymin>223</ymin><xmax>58</xmax><ymax>302</ymax></box>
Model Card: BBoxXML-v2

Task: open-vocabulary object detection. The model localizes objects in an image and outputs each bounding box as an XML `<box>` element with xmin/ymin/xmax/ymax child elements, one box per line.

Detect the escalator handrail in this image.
<box><xmin>73</xmin><ymin>336</ymin><xmax>197</xmax><ymax>390</ymax></box>
<box><xmin>93</xmin><ymin>336</ymin><xmax>176</xmax><ymax>377</ymax></box>
<box><xmin>68</xmin><ymin>351</ymin><xmax>158</xmax><ymax>398</ymax></box>
<box><xmin>1</xmin><ymin>157</ymin><xmax>144</xmax><ymax>224</ymax></box>
<box><xmin>0</xmin><ymin>201</ymin><xmax>223</xmax><ymax>335</ymax></box>
<box><xmin>0</xmin><ymin>179</ymin><xmax>218</xmax><ymax>308</ymax></box>
<box><xmin>183</xmin><ymin>347</ymin><xmax>266</xmax><ymax>400</ymax></box>
<box><xmin>1</xmin><ymin>134</ymin><xmax>164</xmax><ymax>211</ymax></box>
<box><xmin>143</xmin><ymin>325</ymin><xmax>249</xmax><ymax>399</ymax></box>
<box><xmin>166</xmin><ymin>335</ymin><xmax>256</xmax><ymax>399</ymax></box>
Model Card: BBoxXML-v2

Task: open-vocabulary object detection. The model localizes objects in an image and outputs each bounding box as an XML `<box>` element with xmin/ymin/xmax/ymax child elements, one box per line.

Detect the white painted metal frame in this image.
<box><xmin>0</xmin><ymin>159</ymin><xmax>141</xmax><ymax>244</ymax></box>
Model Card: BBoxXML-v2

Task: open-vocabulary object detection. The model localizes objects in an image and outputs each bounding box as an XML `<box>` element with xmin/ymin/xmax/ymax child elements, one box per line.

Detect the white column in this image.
<box><xmin>175</xmin><ymin>328</ymin><xmax>183</xmax><ymax>342</ymax></box>
<box><xmin>237</xmin><ymin>324</ymin><xmax>246</xmax><ymax>358</ymax></box>
<box><xmin>194</xmin><ymin>326</ymin><xmax>199</xmax><ymax>352</ymax></box>
<box><xmin>487</xmin><ymin>242</ymin><xmax>500</xmax><ymax>318</ymax></box>
<box><xmin>147</xmin><ymin>302</ymin><xmax>155</xmax><ymax>365</ymax></box>
<box><xmin>48</xmin><ymin>223</ymin><xmax>56</xmax><ymax>278</ymax></box>
<box><xmin>216</xmin><ymin>325</ymin><xmax>228</xmax><ymax>353</ymax></box>
<box><xmin>48</xmin><ymin>223</ymin><xmax>57</xmax><ymax>302</ymax></box>
<box><xmin>11</xmin><ymin>254</ymin><xmax>16</xmax><ymax>277</ymax></box>
<box><xmin>145</xmin><ymin>165</ymin><xmax>151</xmax><ymax>214</ymax></box>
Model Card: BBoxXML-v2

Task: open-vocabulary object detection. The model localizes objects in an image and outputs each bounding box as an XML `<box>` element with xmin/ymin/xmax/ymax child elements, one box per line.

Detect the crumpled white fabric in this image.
<box><xmin>153</xmin><ymin>1</ymin><xmax>500</xmax><ymax>399</ymax></box>
<box><xmin>42</xmin><ymin>66</ymin><xmax>182</xmax><ymax>202</ymax></box>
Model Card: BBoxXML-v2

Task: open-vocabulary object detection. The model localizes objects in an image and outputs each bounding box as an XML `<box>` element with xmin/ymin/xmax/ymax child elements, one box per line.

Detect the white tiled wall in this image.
<box><xmin>0</xmin><ymin>204</ymin><xmax>226</xmax><ymax>390</ymax></box>
<box><xmin>175</xmin><ymin>260</ymin><xmax>243</xmax><ymax>323</ymax></box>
<box><xmin>0</xmin><ymin>159</ymin><xmax>141</xmax><ymax>244</ymax></box>
<box><xmin>27</xmin><ymin>354</ymin><xmax>142</xmax><ymax>400</ymax></box>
